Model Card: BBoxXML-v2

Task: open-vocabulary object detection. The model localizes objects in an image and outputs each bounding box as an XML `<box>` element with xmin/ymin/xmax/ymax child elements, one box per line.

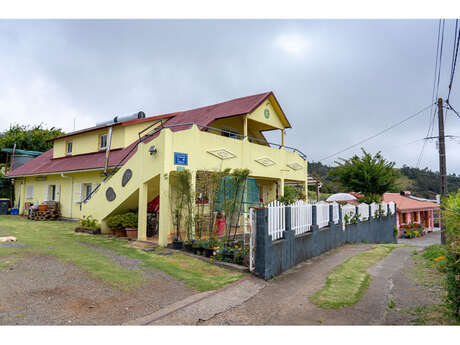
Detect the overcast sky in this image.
<box><xmin>0</xmin><ymin>19</ymin><xmax>459</xmax><ymax>174</ymax></box>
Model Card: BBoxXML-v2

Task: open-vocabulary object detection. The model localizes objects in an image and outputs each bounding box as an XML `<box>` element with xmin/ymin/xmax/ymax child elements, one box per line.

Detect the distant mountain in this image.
<box><xmin>308</xmin><ymin>162</ymin><xmax>460</xmax><ymax>199</ymax></box>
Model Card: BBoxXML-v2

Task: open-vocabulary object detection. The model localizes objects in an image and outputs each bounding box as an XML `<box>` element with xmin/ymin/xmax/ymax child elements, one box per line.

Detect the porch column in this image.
<box><xmin>158</xmin><ymin>173</ymin><xmax>170</xmax><ymax>247</ymax></box>
<box><xmin>137</xmin><ymin>181</ymin><xmax>148</xmax><ymax>241</ymax></box>
<box><xmin>417</xmin><ymin>211</ymin><xmax>420</xmax><ymax>223</ymax></box>
<box><xmin>407</xmin><ymin>212</ymin><xmax>411</xmax><ymax>224</ymax></box>
<box><xmin>281</xmin><ymin>129</ymin><xmax>285</xmax><ymax>147</ymax></box>
<box><xmin>430</xmin><ymin>210</ymin><xmax>434</xmax><ymax>229</ymax></box>
<box><xmin>279</xmin><ymin>178</ymin><xmax>285</xmax><ymax>197</ymax></box>
<box><xmin>243</xmin><ymin>115</ymin><xmax>248</xmax><ymax>138</ymax></box>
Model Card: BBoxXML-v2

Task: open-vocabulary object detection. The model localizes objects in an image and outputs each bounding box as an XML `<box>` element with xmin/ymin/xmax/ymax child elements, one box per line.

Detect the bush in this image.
<box><xmin>442</xmin><ymin>189</ymin><xmax>460</xmax><ymax>320</ymax></box>
<box><xmin>106</xmin><ymin>214</ymin><xmax>123</xmax><ymax>230</ymax></box>
<box><xmin>79</xmin><ymin>215</ymin><xmax>99</xmax><ymax>229</ymax></box>
<box><xmin>120</xmin><ymin>212</ymin><xmax>138</xmax><ymax>229</ymax></box>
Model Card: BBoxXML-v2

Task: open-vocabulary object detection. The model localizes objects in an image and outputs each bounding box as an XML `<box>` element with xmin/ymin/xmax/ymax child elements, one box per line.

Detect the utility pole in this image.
<box><xmin>437</xmin><ymin>98</ymin><xmax>448</xmax><ymax>245</ymax></box>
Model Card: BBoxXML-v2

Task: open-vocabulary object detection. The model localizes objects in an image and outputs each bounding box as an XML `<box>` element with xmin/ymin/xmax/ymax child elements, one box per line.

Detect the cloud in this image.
<box><xmin>274</xmin><ymin>33</ymin><xmax>309</xmax><ymax>56</ymax></box>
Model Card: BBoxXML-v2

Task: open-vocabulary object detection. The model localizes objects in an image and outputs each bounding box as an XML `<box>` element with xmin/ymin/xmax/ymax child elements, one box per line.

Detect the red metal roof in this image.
<box><xmin>7</xmin><ymin>92</ymin><xmax>284</xmax><ymax>177</ymax></box>
<box><xmin>383</xmin><ymin>193</ymin><xmax>440</xmax><ymax>212</ymax></box>
<box><xmin>6</xmin><ymin>148</ymin><xmax>132</xmax><ymax>177</ymax></box>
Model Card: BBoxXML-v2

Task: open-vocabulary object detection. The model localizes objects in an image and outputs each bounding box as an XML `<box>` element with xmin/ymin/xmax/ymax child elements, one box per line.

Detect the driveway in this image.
<box><xmin>142</xmin><ymin>233</ymin><xmax>442</xmax><ymax>325</ymax></box>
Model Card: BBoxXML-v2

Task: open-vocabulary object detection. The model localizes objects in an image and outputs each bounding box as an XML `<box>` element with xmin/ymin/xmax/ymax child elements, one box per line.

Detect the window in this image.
<box><xmin>99</xmin><ymin>134</ymin><xmax>108</xmax><ymax>150</ymax></box>
<box><xmin>66</xmin><ymin>141</ymin><xmax>72</xmax><ymax>154</ymax></box>
<box><xmin>83</xmin><ymin>183</ymin><xmax>92</xmax><ymax>200</ymax></box>
<box><xmin>25</xmin><ymin>185</ymin><xmax>34</xmax><ymax>199</ymax></box>
<box><xmin>49</xmin><ymin>185</ymin><xmax>56</xmax><ymax>201</ymax></box>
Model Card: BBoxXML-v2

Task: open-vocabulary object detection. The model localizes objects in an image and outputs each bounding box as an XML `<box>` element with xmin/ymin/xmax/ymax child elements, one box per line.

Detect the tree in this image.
<box><xmin>0</xmin><ymin>124</ymin><xmax>64</xmax><ymax>153</ymax></box>
<box><xmin>328</xmin><ymin>149</ymin><xmax>399</xmax><ymax>202</ymax></box>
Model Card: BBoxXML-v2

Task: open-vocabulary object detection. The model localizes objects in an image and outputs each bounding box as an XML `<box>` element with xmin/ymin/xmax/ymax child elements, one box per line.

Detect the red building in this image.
<box><xmin>382</xmin><ymin>192</ymin><xmax>440</xmax><ymax>235</ymax></box>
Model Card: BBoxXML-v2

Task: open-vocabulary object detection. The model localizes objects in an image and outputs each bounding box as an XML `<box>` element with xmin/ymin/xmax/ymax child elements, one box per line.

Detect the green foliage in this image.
<box><xmin>279</xmin><ymin>185</ymin><xmax>303</xmax><ymax>205</ymax></box>
<box><xmin>120</xmin><ymin>212</ymin><xmax>138</xmax><ymax>229</ymax></box>
<box><xmin>106</xmin><ymin>214</ymin><xmax>124</xmax><ymax>230</ymax></box>
<box><xmin>0</xmin><ymin>170</ymin><xmax>12</xmax><ymax>198</ymax></box>
<box><xmin>442</xmin><ymin>189</ymin><xmax>460</xmax><ymax>320</ymax></box>
<box><xmin>169</xmin><ymin>169</ymin><xmax>194</xmax><ymax>241</ymax></box>
<box><xmin>328</xmin><ymin>149</ymin><xmax>399</xmax><ymax>198</ymax></box>
<box><xmin>401</xmin><ymin>222</ymin><xmax>424</xmax><ymax>238</ymax></box>
<box><xmin>0</xmin><ymin>124</ymin><xmax>64</xmax><ymax>153</ymax></box>
<box><xmin>360</xmin><ymin>194</ymin><xmax>381</xmax><ymax>204</ymax></box>
<box><xmin>79</xmin><ymin>215</ymin><xmax>99</xmax><ymax>229</ymax></box>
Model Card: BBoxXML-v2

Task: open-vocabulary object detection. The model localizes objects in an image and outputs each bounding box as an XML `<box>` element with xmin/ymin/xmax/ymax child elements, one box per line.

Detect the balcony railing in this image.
<box><xmin>81</xmin><ymin>122</ymin><xmax>307</xmax><ymax>206</ymax></box>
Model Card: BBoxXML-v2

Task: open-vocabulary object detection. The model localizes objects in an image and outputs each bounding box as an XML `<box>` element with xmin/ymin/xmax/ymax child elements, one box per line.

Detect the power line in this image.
<box><xmin>447</xmin><ymin>19</ymin><xmax>460</xmax><ymax>102</ymax></box>
<box><xmin>318</xmin><ymin>103</ymin><xmax>434</xmax><ymax>162</ymax></box>
<box><xmin>417</xmin><ymin>20</ymin><xmax>443</xmax><ymax>168</ymax></box>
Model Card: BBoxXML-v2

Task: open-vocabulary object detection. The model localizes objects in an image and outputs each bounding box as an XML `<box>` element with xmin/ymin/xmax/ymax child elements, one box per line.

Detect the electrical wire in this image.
<box><xmin>417</xmin><ymin>20</ymin><xmax>443</xmax><ymax>168</ymax></box>
<box><xmin>447</xmin><ymin>19</ymin><xmax>460</xmax><ymax>102</ymax></box>
<box><xmin>318</xmin><ymin>103</ymin><xmax>434</xmax><ymax>162</ymax></box>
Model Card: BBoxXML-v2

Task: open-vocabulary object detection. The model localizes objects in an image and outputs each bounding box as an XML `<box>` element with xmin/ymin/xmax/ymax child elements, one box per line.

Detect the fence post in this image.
<box><xmin>255</xmin><ymin>207</ymin><xmax>272</xmax><ymax>280</ymax></box>
<box><xmin>312</xmin><ymin>205</ymin><xmax>317</xmax><ymax>226</ymax></box>
<box><xmin>284</xmin><ymin>206</ymin><xmax>295</xmax><ymax>270</ymax></box>
<box><xmin>328</xmin><ymin>204</ymin><xmax>334</xmax><ymax>225</ymax></box>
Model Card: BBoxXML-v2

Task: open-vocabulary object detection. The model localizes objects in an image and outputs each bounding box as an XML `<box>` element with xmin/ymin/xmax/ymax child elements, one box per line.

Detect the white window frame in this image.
<box><xmin>25</xmin><ymin>185</ymin><xmax>34</xmax><ymax>199</ymax></box>
<box><xmin>66</xmin><ymin>141</ymin><xmax>73</xmax><ymax>155</ymax></box>
<box><xmin>99</xmin><ymin>134</ymin><xmax>108</xmax><ymax>150</ymax></box>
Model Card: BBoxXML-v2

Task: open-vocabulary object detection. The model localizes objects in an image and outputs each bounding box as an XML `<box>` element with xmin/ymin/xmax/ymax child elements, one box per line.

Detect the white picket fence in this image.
<box><xmin>357</xmin><ymin>203</ymin><xmax>370</xmax><ymax>221</ymax></box>
<box><xmin>370</xmin><ymin>202</ymin><xmax>379</xmax><ymax>218</ymax></box>
<box><xmin>332</xmin><ymin>202</ymin><xmax>340</xmax><ymax>224</ymax></box>
<box><xmin>342</xmin><ymin>204</ymin><xmax>356</xmax><ymax>223</ymax></box>
<box><xmin>388</xmin><ymin>201</ymin><xmax>396</xmax><ymax>214</ymax></box>
<box><xmin>266</xmin><ymin>200</ymin><xmax>285</xmax><ymax>241</ymax></box>
<box><xmin>291</xmin><ymin>200</ymin><xmax>312</xmax><ymax>235</ymax></box>
<box><xmin>263</xmin><ymin>200</ymin><xmax>392</xmax><ymax>242</ymax></box>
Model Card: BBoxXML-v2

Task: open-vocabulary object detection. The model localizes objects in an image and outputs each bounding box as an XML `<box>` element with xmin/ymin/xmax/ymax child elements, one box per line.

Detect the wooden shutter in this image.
<box><xmin>43</xmin><ymin>185</ymin><xmax>49</xmax><ymax>202</ymax></box>
<box><xmin>55</xmin><ymin>184</ymin><xmax>61</xmax><ymax>201</ymax></box>
<box><xmin>73</xmin><ymin>183</ymin><xmax>82</xmax><ymax>202</ymax></box>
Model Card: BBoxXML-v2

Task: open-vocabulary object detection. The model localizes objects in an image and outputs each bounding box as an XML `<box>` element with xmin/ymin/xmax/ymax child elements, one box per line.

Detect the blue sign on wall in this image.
<box><xmin>174</xmin><ymin>152</ymin><xmax>188</xmax><ymax>166</ymax></box>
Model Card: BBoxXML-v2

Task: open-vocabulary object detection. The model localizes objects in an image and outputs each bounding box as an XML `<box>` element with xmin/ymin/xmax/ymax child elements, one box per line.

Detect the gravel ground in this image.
<box><xmin>0</xmin><ymin>252</ymin><xmax>195</xmax><ymax>325</ymax></box>
<box><xmin>80</xmin><ymin>241</ymin><xmax>144</xmax><ymax>271</ymax></box>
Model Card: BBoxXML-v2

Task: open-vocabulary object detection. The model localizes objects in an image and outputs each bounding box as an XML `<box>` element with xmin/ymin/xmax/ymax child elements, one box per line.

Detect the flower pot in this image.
<box><xmin>184</xmin><ymin>243</ymin><xmax>193</xmax><ymax>252</ymax></box>
<box><xmin>114</xmin><ymin>229</ymin><xmax>127</xmax><ymax>237</ymax></box>
<box><xmin>125</xmin><ymin>228</ymin><xmax>138</xmax><ymax>240</ymax></box>
<box><xmin>172</xmin><ymin>240</ymin><xmax>184</xmax><ymax>250</ymax></box>
<box><xmin>38</xmin><ymin>204</ymin><xmax>48</xmax><ymax>212</ymax></box>
<box><xmin>204</xmin><ymin>248</ymin><xmax>214</xmax><ymax>258</ymax></box>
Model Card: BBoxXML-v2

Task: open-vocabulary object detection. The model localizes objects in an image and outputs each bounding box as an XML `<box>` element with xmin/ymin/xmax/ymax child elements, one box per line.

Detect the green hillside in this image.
<box><xmin>309</xmin><ymin>162</ymin><xmax>460</xmax><ymax>199</ymax></box>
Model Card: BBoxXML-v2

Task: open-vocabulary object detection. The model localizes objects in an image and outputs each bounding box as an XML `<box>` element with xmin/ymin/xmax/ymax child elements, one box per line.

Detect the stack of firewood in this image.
<box><xmin>28</xmin><ymin>202</ymin><xmax>61</xmax><ymax>221</ymax></box>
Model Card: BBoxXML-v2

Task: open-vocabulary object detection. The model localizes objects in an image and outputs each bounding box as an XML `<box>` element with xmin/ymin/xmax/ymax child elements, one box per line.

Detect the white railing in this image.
<box><xmin>316</xmin><ymin>201</ymin><xmax>330</xmax><ymax>228</ymax></box>
<box><xmin>332</xmin><ymin>202</ymin><xmax>340</xmax><ymax>224</ymax></box>
<box><xmin>267</xmin><ymin>200</ymin><xmax>285</xmax><ymax>241</ymax></box>
<box><xmin>381</xmin><ymin>201</ymin><xmax>388</xmax><ymax>216</ymax></box>
<box><xmin>388</xmin><ymin>201</ymin><xmax>396</xmax><ymax>215</ymax></box>
<box><xmin>342</xmin><ymin>204</ymin><xmax>356</xmax><ymax>223</ymax></box>
<box><xmin>291</xmin><ymin>200</ymin><xmax>312</xmax><ymax>235</ymax></box>
<box><xmin>370</xmin><ymin>202</ymin><xmax>379</xmax><ymax>218</ymax></box>
<box><xmin>358</xmin><ymin>203</ymin><xmax>370</xmax><ymax>221</ymax></box>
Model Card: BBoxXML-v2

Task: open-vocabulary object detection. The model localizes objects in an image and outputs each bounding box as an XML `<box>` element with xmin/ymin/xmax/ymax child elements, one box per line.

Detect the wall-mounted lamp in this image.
<box><xmin>149</xmin><ymin>145</ymin><xmax>157</xmax><ymax>155</ymax></box>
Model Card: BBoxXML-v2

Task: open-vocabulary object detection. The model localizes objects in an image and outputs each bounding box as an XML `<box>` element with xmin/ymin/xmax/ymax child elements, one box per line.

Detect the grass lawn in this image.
<box><xmin>0</xmin><ymin>216</ymin><xmax>244</xmax><ymax>291</ymax></box>
<box><xmin>310</xmin><ymin>244</ymin><xmax>408</xmax><ymax>309</ymax></box>
<box><xmin>405</xmin><ymin>246</ymin><xmax>459</xmax><ymax>325</ymax></box>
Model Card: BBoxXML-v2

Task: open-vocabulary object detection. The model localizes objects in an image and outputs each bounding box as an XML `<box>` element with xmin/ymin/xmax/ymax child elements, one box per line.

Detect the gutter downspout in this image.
<box><xmin>104</xmin><ymin>126</ymin><xmax>113</xmax><ymax>175</ymax></box>
<box><xmin>61</xmin><ymin>173</ymin><xmax>72</xmax><ymax>218</ymax></box>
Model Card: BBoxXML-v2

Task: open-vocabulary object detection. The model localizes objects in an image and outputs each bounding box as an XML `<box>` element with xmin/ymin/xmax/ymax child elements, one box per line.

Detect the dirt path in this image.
<box><xmin>0</xmin><ymin>253</ymin><xmax>195</xmax><ymax>325</ymax></box>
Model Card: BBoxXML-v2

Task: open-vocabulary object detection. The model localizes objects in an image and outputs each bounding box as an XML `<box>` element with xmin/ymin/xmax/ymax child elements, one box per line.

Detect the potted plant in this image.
<box><xmin>76</xmin><ymin>215</ymin><xmax>101</xmax><ymax>234</ymax></box>
<box><xmin>121</xmin><ymin>212</ymin><xmax>138</xmax><ymax>240</ymax></box>
<box><xmin>184</xmin><ymin>239</ymin><xmax>195</xmax><ymax>252</ymax></box>
<box><xmin>107</xmin><ymin>214</ymin><xmax>125</xmax><ymax>237</ymax></box>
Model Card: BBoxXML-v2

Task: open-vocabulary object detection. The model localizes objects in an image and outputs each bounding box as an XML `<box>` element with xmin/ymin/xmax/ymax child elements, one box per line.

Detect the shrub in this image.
<box><xmin>79</xmin><ymin>215</ymin><xmax>99</xmax><ymax>229</ymax></box>
<box><xmin>121</xmin><ymin>212</ymin><xmax>138</xmax><ymax>229</ymax></box>
<box><xmin>442</xmin><ymin>189</ymin><xmax>460</xmax><ymax>320</ymax></box>
<box><xmin>106</xmin><ymin>214</ymin><xmax>123</xmax><ymax>230</ymax></box>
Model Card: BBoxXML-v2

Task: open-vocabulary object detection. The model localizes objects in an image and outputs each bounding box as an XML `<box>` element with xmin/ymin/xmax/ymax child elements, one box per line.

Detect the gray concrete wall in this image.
<box><xmin>255</xmin><ymin>204</ymin><xmax>397</xmax><ymax>280</ymax></box>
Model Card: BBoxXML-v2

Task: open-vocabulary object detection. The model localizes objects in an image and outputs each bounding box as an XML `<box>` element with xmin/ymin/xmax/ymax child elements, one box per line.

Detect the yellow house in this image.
<box><xmin>7</xmin><ymin>92</ymin><xmax>308</xmax><ymax>246</ymax></box>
